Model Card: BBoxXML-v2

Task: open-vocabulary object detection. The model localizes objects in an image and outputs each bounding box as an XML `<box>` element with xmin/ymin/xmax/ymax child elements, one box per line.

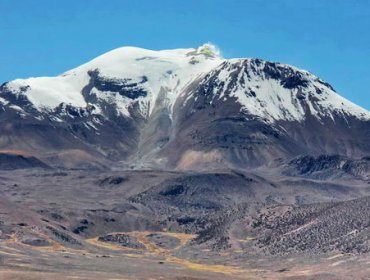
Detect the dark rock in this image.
<box><xmin>0</xmin><ymin>153</ymin><xmax>50</xmax><ymax>170</ymax></box>
<box><xmin>98</xmin><ymin>233</ymin><xmax>145</xmax><ymax>249</ymax></box>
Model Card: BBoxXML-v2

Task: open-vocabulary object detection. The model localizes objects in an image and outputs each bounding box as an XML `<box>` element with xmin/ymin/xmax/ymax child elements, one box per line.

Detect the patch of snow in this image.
<box><xmin>9</xmin><ymin>104</ymin><xmax>25</xmax><ymax>112</ymax></box>
<box><xmin>86</xmin><ymin>121</ymin><xmax>98</xmax><ymax>131</ymax></box>
<box><xmin>0</xmin><ymin>97</ymin><xmax>9</xmax><ymax>105</ymax></box>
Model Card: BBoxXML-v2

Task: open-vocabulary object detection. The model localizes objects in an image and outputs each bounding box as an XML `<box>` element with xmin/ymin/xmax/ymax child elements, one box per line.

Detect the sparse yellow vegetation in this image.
<box><xmin>166</xmin><ymin>255</ymin><xmax>246</xmax><ymax>274</ymax></box>
<box><xmin>85</xmin><ymin>231</ymin><xmax>254</xmax><ymax>276</ymax></box>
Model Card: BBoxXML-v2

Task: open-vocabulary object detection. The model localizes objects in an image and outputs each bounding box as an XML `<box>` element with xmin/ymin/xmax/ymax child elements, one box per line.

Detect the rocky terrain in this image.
<box><xmin>0</xmin><ymin>167</ymin><xmax>369</xmax><ymax>279</ymax></box>
<box><xmin>284</xmin><ymin>154</ymin><xmax>370</xmax><ymax>180</ymax></box>
<box><xmin>252</xmin><ymin>196</ymin><xmax>370</xmax><ymax>255</ymax></box>
<box><xmin>0</xmin><ymin>45</ymin><xmax>369</xmax><ymax>279</ymax></box>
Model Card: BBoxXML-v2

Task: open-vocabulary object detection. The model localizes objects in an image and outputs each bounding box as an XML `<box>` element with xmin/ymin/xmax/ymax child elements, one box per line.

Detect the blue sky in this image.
<box><xmin>0</xmin><ymin>0</ymin><xmax>369</xmax><ymax>110</ymax></box>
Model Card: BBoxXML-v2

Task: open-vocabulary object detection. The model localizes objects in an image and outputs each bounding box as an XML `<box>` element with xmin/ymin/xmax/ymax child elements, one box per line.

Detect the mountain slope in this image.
<box><xmin>0</xmin><ymin>152</ymin><xmax>49</xmax><ymax>170</ymax></box>
<box><xmin>0</xmin><ymin>44</ymin><xmax>369</xmax><ymax>169</ymax></box>
<box><xmin>159</xmin><ymin>58</ymin><xmax>370</xmax><ymax>169</ymax></box>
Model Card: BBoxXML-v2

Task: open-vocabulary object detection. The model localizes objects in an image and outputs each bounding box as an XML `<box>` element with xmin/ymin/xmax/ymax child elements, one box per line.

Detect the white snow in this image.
<box><xmin>4</xmin><ymin>44</ymin><xmax>223</xmax><ymax>117</ymax></box>
<box><xmin>200</xmin><ymin>59</ymin><xmax>370</xmax><ymax>122</ymax></box>
<box><xmin>0</xmin><ymin>97</ymin><xmax>9</xmax><ymax>105</ymax></box>
<box><xmin>9</xmin><ymin>104</ymin><xmax>25</xmax><ymax>112</ymax></box>
<box><xmin>6</xmin><ymin>75</ymin><xmax>88</xmax><ymax>110</ymax></box>
<box><xmin>1</xmin><ymin>45</ymin><xmax>370</xmax><ymax>123</ymax></box>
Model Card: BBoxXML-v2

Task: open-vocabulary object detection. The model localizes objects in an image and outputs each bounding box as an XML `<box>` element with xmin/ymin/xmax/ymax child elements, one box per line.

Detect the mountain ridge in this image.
<box><xmin>0</xmin><ymin>44</ymin><xmax>369</xmax><ymax>170</ymax></box>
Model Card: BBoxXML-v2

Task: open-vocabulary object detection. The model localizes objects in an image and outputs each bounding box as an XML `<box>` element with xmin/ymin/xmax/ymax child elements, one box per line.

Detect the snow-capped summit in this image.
<box><xmin>3</xmin><ymin>44</ymin><xmax>369</xmax><ymax>123</ymax></box>
<box><xmin>0</xmin><ymin>44</ymin><xmax>369</xmax><ymax>170</ymax></box>
<box><xmin>3</xmin><ymin>44</ymin><xmax>223</xmax><ymax>117</ymax></box>
<box><xmin>185</xmin><ymin>58</ymin><xmax>370</xmax><ymax>123</ymax></box>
